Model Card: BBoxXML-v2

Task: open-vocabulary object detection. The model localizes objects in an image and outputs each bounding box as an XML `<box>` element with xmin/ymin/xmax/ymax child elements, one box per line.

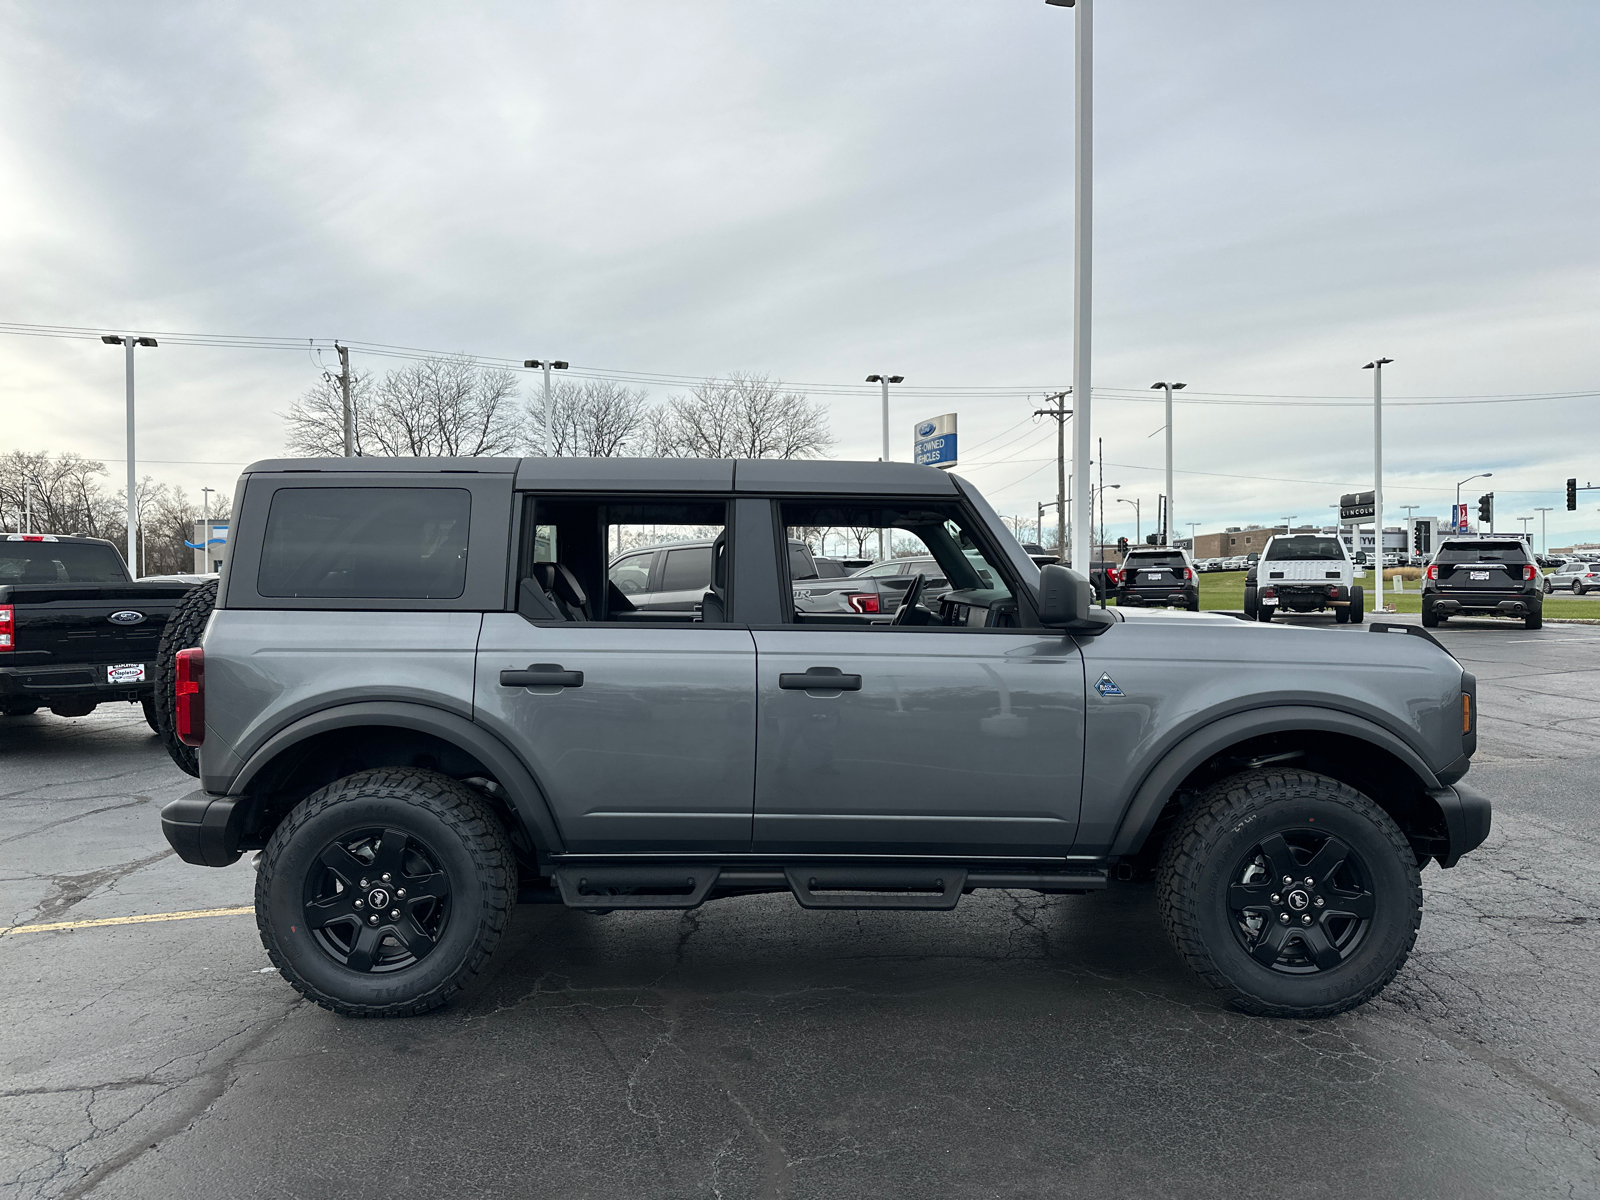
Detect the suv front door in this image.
<box><xmin>751</xmin><ymin>500</ymin><xmax>1087</xmax><ymax>859</ymax></box>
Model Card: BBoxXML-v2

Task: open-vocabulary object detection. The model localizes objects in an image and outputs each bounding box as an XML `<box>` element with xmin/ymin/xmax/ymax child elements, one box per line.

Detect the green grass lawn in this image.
<box><xmin>1189</xmin><ymin>570</ymin><xmax>1599</xmax><ymax>620</ymax></box>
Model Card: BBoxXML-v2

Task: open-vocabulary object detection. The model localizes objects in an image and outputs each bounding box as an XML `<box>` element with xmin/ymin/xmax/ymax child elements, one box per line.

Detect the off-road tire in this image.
<box><xmin>256</xmin><ymin>768</ymin><xmax>516</xmax><ymax>1018</ymax></box>
<box><xmin>153</xmin><ymin>579</ymin><xmax>218</xmax><ymax>777</ymax></box>
<box><xmin>141</xmin><ymin>697</ymin><xmax>159</xmax><ymax>732</ymax></box>
<box><xmin>1156</xmin><ymin>768</ymin><xmax>1421</xmax><ymax>1018</ymax></box>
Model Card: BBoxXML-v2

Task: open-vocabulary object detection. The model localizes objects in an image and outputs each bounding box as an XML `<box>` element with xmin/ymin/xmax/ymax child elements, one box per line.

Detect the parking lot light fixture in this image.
<box><xmin>1150</xmin><ymin>383</ymin><xmax>1185</xmax><ymax>544</ymax></box>
<box><xmin>866</xmin><ymin>374</ymin><xmax>904</xmax><ymax>560</ymax></box>
<box><xmin>103</xmin><ymin>334</ymin><xmax>158</xmax><ymax>573</ymax></box>
<box><xmin>1535</xmin><ymin>507</ymin><xmax>1553</xmax><ymax>555</ymax></box>
<box><xmin>1116</xmin><ymin>495</ymin><xmax>1140</xmax><ymax>543</ymax></box>
<box><xmin>524</xmin><ymin>359</ymin><xmax>569</xmax><ymax>456</ymax></box>
<box><xmin>1363</xmin><ymin>358</ymin><xmax>1393</xmax><ymax>611</ymax></box>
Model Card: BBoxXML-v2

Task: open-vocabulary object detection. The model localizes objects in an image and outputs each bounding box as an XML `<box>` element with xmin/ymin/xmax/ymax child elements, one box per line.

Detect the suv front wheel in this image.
<box><xmin>1157</xmin><ymin>769</ymin><xmax>1421</xmax><ymax>1017</ymax></box>
<box><xmin>256</xmin><ymin>768</ymin><xmax>516</xmax><ymax>1017</ymax></box>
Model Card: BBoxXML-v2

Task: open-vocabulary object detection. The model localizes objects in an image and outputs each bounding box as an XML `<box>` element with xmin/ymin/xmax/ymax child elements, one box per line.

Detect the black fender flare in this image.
<box><xmin>227</xmin><ymin>700</ymin><xmax>566</xmax><ymax>855</ymax></box>
<box><xmin>1107</xmin><ymin>705</ymin><xmax>1444</xmax><ymax>858</ymax></box>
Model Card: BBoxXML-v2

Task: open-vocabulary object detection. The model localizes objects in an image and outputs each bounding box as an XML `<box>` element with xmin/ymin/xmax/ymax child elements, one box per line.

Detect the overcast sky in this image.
<box><xmin>3</xmin><ymin>1</ymin><xmax>1598</xmax><ymax>546</ymax></box>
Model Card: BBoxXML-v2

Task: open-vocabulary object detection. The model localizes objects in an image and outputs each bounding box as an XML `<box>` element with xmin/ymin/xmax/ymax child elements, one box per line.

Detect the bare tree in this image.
<box><xmin>283</xmin><ymin>355</ymin><xmax>521</xmax><ymax>458</ymax></box>
<box><xmin>535</xmin><ymin>380</ymin><xmax>650</xmax><ymax>457</ymax></box>
<box><xmin>844</xmin><ymin>524</ymin><xmax>876</xmax><ymax>557</ymax></box>
<box><xmin>646</xmin><ymin>373</ymin><xmax>832</xmax><ymax>460</ymax></box>
<box><xmin>0</xmin><ymin>450</ymin><xmax>120</xmax><ymax>537</ymax></box>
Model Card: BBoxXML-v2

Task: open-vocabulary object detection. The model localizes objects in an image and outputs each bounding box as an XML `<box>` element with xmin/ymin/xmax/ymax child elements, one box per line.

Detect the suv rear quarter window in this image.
<box><xmin>257</xmin><ymin>487</ymin><xmax>470</xmax><ymax>598</ymax></box>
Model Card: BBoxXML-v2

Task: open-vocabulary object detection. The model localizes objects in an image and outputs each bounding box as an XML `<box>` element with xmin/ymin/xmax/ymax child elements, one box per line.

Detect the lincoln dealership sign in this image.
<box><xmin>913</xmin><ymin>413</ymin><xmax>957</xmax><ymax>468</ymax></box>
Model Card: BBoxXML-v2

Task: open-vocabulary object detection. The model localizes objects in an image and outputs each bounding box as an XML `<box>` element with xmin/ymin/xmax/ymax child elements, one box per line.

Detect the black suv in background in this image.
<box><xmin>1114</xmin><ymin>547</ymin><xmax>1199</xmax><ymax>610</ymax></box>
<box><xmin>1423</xmin><ymin>537</ymin><xmax>1542</xmax><ymax>630</ymax></box>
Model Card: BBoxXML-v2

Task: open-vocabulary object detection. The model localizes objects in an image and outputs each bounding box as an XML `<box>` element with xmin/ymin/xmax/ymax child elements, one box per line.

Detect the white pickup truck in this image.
<box><xmin>1243</xmin><ymin>533</ymin><xmax>1365</xmax><ymax>624</ymax></box>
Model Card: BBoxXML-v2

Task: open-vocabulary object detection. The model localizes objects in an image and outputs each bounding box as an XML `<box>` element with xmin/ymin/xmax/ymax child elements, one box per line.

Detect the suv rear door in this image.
<box><xmin>475</xmin><ymin>495</ymin><xmax>756</xmax><ymax>853</ymax></box>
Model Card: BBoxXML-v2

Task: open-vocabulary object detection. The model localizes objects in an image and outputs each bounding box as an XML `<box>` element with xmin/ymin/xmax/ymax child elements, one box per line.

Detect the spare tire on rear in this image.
<box><xmin>153</xmin><ymin>579</ymin><xmax>218</xmax><ymax>777</ymax></box>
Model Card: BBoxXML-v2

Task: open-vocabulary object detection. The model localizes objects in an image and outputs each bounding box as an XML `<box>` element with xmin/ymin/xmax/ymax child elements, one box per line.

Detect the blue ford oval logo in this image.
<box><xmin>917</xmin><ymin>421</ymin><xmax>937</xmax><ymax>438</ymax></box>
<box><xmin>108</xmin><ymin>610</ymin><xmax>146</xmax><ymax>626</ymax></box>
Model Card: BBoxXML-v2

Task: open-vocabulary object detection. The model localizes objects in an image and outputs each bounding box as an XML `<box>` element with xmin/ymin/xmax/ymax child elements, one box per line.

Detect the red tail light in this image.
<box><xmin>1106</xmin><ymin>568</ymin><xmax>1121</xmax><ymax>585</ymax></box>
<box><xmin>1523</xmin><ymin>564</ymin><xmax>1538</xmax><ymax>582</ymax></box>
<box><xmin>175</xmin><ymin>647</ymin><xmax>205</xmax><ymax>746</ymax></box>
<box><xmin>0</xmin><ymin>605</ymin><xmax>12</xmax><ymax>651</ymax></box>
<box><xmin>1183</xmin><ymin>568</ymin><xmax>1194</xmax><ymax>581</ymax></box>
<box><xmin>1425</xmin><ymin>564</ymin><xmax>1439</xmax><ymax>580</ymax></box>
<box><xmin>845</xmin><ymin>593</ymin><xmax>880</xmax><ymax>614</ymax></box>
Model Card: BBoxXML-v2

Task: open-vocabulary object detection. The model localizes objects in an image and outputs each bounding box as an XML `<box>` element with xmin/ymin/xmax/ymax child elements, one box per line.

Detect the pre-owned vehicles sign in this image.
<box><xmin>914</xmin><ymin>413</ymin><xmax>957</xmax><ymax>468</ymax></box>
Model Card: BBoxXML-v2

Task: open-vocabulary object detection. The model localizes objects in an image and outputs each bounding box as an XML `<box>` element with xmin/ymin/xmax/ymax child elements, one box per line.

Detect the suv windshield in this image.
<box><xmin>1265</xmin><ymin>538</ymin><xmax>1345</xmax><ymax>561</ymax></box>
<box><xmin>1436</xmin><ymin>541</ymin><xmax>1528</xmax><ymax>564</ymax></box>
<box><xmin>0</xmin><ymin>541</ymin><xmax>129</xmax><ymax>584</ymax></box>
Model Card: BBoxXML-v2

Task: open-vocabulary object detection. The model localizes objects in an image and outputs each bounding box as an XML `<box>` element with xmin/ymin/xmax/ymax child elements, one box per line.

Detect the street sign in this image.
<box><xmin>1339</xmin><ymin>491</ymin><xmax>1374</xmax><ymax>524</ymax></box>
<box><xmin>913</xmin><ymin>413</ymin><xmax>958</xmax><ymax>468</ymax></box>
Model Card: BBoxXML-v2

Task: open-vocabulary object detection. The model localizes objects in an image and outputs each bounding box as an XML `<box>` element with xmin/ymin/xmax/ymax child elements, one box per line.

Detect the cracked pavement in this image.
<box><xmin>1</xmin><ymin>618</ymin><xmax>1597</xmax><ymax>1198</ymax></box>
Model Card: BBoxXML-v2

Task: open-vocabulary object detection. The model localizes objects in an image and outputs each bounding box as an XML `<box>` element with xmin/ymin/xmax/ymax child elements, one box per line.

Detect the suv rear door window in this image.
<box><xmin>1436</xmin><ymin>541</ymin><xmax>1527</xmax><ymax>564</ymax></box>
<box><xmin>659</xmin><ymin>546</ymin><xmax>713</xmax><ymax>592</ymax></box>
<box><xmin>258</xmin><ymin>487</ymin><xmax>471</xmax><ymax>598</ymax></box>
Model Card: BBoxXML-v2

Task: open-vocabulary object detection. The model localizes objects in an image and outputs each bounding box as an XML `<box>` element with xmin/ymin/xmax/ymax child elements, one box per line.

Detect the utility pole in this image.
<box><xmin>1034</xmin><ymin>390</ymin><xmax>1072</xmax><ymax>561</ymax></box>
<box><xmin>1363</xmin><ymin>357</ymin><xmax>1392</xmax><ymax>612</ymax></box>
<box><xmin>335</xmin><ymin>343</ymin><xmax>353</xmax><ymax>456</ymax></box>
<box><xmin>101</xmin><ymin>334</ymin><xmax>157</xmax><ymax>573</ymax></box>
<box><xmin>524</xmin><ymin>359</ymin><xmax>570</xmax><ymax>456</ymax></box>
<box><xmin>200</xmin><ymin>486</ymin><xmax>214</xmax><ymax>574</ymax></box>
<box><xmin>1536</xmin><ymin>507</ymin><xmax>1553</xmax><ymax>555</ymax></box>
<box><xmin>1150</xmin><ymin>382</ymin><xmax>1185</xmax><ymax>544</ymax></box>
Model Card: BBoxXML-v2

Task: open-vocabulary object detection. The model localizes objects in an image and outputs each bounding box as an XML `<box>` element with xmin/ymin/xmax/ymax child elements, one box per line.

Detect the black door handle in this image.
<box><xmin>500</xmin><ymin>663</ymin><xmax>584</xmax><ymax>689</ymax></box>
<box><xmin>779</xmin><ymin>666</ymin><xmax>862</xmax><ymax>691</ymax></box>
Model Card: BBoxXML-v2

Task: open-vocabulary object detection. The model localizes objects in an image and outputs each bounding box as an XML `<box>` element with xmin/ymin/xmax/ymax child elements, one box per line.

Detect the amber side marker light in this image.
<box><xmin>1462</xmin><ymin>692</ymin><xmax>1473</xmax><ymax>735</ymax></box>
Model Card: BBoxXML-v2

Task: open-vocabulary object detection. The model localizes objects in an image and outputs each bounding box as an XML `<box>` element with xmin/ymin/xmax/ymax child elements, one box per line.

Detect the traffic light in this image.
<box><xmin>1477</xmin><ymin>493</ymin><xmax>1494</xmax><ymax>525</ymax></box>
<box><xmin>1117</xmin><ymin>536</ymin><xmax>1129</xmax><ymax>555</ymax></box>
<box><xmin>1413</xmin><ymin>525</ymin><xmax>1423</xmax><ymax>554</ymax></box>
<box><xmin>1569</xmin><ymin>478</ymin><xmax>1579</xmax><ymax>511</ymax></box>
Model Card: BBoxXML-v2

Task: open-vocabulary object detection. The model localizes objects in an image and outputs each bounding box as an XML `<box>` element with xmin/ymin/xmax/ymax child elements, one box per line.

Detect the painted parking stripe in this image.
<box><xmin>0</xmin><ymin>905</ymin><xmax>253</xmax><ymax>938</ymax></box>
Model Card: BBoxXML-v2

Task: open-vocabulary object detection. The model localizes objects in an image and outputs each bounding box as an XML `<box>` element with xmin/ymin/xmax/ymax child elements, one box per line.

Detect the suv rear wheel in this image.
<box><xmin>1157</xmin><ymin>769</ymin><xmax>1421</xmax><ymax>1017</ymax></box>
<box><xmin>256</xmin><ymin>768</ymin><xmax>515</xmax><ymax>1017</ymax></box>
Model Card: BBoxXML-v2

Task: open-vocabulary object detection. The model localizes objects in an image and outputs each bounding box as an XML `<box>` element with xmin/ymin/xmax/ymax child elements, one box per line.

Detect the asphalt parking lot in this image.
<box><xmin>3</xmin><ymin>615</ymin><xmax>1598</xmax><ymax>1199</ymax></box>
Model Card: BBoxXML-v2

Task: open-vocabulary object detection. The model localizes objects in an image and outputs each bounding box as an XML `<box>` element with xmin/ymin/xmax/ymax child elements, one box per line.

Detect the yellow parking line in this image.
<box><xmin>0</xmin><ymin>905</ymin><xmax>254</xmax><ymax>938</ymax></box>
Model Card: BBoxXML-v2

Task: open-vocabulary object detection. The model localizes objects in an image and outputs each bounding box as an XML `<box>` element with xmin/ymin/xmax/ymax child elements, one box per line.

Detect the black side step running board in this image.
<box><xmin>550</xmin><ymin>864</ymin><xmax>1108</xmax><ymax>911</ymax></box>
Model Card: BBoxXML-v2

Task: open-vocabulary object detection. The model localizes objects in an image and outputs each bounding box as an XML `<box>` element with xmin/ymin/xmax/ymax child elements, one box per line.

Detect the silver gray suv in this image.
<box><xmin>157</xmin><ymin>457</ymin><xmax>1491</xmax><ymax>1020</ymax></box>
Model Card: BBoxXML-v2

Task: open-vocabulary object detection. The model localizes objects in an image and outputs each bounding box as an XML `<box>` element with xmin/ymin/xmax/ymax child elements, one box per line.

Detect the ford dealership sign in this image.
<box><xmin>913</xmin><ymin>413</ymin><xmax>957</xmax><ymax>468</ymax></box>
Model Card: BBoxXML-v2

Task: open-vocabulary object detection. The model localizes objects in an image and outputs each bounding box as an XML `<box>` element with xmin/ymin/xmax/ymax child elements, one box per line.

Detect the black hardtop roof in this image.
<box><xmin>243</xmin><ymin>456</ymin><xmax>959</xmax><ymax>495</ymax></box>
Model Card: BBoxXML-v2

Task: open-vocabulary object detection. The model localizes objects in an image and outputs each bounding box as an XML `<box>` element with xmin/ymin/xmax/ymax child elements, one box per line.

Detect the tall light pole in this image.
<box><xmin>102</xmin><ymin>334</ymin><xmax>157</xmax><ymax>573</ymax></box>
<box><xmin>1363</xmin><ymin>357</ymin><xmax>1392</xmax><ymax>612</ymax></box>
<box><xmin>200</xmin><ymin>486</ymin><xmax>214</xmax><ymax>574</ymax></box>
<box><xmin>865</xmin><ymin>374</ymin><xmax>904</xmax><ymax>463</ymax></box>
<box><xmin>1117</xmin><ymin>495</ymin><xmax>1140</xmax><ymax>543</ymax></box>
<box><xmin>1046</xmin><ymin>0</ymin><xmax>1092</xmax><ymax>576</ymax></box>
<box><xmin>1536</xmin><ymin>506</ymin><xmax>1553</xmax><ymax>555</ymax></box>
<box><xmin>866</xmin><ymin>373</ymin><xmax>904</xmax><ymax>561</ymax></box>
<box><xmin>1186</xmin><ymin>520</ymin><xmax>1200</xmax><ymax>550</ymax></box>
<box><xmin>1281</xmin><ymin>515</ymin><xmax>1298</xmax><ymax>532</ymax></box>
<box><xmin>524</xmin><ymin>359</ymin><xmax>569</xmax><ymax>455</ymax></box>
<box><xmin>1455</xmin><ymin>472</ymin><xmax>1492</xmax><ymax>530</ymax></box>
<box><xmin>1150</xmin><ymin>382</ymin><xmax>1184</xmax><ymax>544</ymax></box>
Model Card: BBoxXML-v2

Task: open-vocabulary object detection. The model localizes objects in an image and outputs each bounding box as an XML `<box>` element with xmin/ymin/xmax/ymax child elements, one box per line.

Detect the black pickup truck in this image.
<box><xmin>0</xmin><ymin>534</ymin><xmax>194</xmax><ymax>722</ymax></box>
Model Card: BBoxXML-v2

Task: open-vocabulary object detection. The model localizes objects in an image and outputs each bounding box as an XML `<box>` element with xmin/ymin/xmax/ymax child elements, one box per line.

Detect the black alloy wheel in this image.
<box><xmin>1226</xmin><ymin>831</ymin><xmax>1374</xmax><ymax>973</ymax></box>
<box><xmin>256</xmin><ymin>768</ymin><xmax>515</xmax><ymax>1017</ymax></box>
<box><xmin>1157</xmin><ymin>768</ymin><xmax>1421</xmax><ymax>1017</ymax></box>
<box><xmin>301</xmin><ymin>826</ymin><xmax>453</xmax><ymax>974</ymax></box>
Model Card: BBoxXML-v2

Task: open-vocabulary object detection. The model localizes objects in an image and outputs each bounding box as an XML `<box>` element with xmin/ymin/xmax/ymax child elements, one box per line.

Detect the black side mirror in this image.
<box><xmin>1037</xmin><ymin>564</ymin><xmax>1092</xmax><ymax>627</ymax></box>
